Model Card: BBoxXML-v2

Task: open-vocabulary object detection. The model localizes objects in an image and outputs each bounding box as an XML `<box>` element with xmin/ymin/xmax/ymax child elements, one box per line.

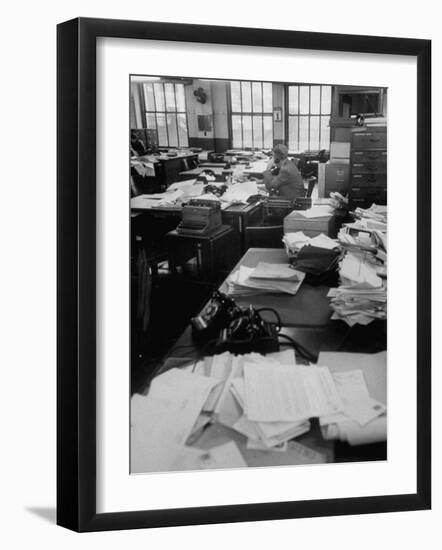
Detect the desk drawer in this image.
<box><xmin>351</xmin><ymin>172</ymin><xmax>386</xmax><ymax>187</ymax></box>
<box><xmin>352</xmin><ymin>130</ymin><xmax>387</xmax><ymax>149</ymax></box>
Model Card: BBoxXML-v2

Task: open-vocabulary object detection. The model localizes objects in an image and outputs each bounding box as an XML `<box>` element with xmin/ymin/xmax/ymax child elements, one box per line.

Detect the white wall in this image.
<box><xmin>0</xmin><ymin>1</ymin><xmax>440</xmax><ymax>549</ymax></box>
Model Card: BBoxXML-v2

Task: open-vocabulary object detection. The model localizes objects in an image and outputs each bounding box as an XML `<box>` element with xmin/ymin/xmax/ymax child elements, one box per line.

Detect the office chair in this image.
<box><xmin>244</xmin><ymin>225</ymin><xmax>284</xmax><ymax>250</ymax></box>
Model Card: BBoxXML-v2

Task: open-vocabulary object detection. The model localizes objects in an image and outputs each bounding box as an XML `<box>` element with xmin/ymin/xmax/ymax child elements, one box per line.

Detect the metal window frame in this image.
<box><xmin>287</xmin><ymin>84</ymin><xmax>332</xmax><ymax>151</ymax></box>
<box><xmin>230</xmin><ymin>80</ymin><xmax>273</xmax><ymax>149</ymax></box>
<box><xmin>142</xmin><ymin>81</ymin><xmax>189</xmax><ymax>148</ymax></box>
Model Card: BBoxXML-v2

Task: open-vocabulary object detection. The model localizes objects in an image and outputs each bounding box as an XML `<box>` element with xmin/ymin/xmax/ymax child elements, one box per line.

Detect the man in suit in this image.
<box><xmin>263</xmin><ymin>144</ymin><xmax>305</xmax><ymax>199</ymax></box>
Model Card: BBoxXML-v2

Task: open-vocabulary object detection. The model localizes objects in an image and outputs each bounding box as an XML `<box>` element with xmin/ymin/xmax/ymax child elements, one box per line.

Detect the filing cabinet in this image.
<box><xmin>349</xmin><ymin>126</ymin><xmax>387</xmax><ymax>209</ymax></box>
<box><xmin>325</xmin><ymin>163</ymin><xmax>350</xmax><ymax>195</ymax></box>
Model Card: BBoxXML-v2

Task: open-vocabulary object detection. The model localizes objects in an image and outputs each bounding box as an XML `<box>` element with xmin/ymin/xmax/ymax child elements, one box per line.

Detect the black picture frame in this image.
<box><xmin>57</xmin><ymin>17</ymin><xmax>431</xmax><ymax>532</ymax></box>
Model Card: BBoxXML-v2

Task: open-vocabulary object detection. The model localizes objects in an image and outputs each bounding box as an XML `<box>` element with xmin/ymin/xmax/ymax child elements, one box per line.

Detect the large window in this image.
<box><xmin>288</xmin><ymin>85</ymin><xmax>332</xmax><ymax>152</ymax></box>
<box><xmin>143</xmin><ymin>82</ymin><xmax>189</xmax><ymax>147</ymax></box>
<box><xmin>230</xmin><ymin>81</ymin><xmax>273</xmax><ymax>149</ymax></box>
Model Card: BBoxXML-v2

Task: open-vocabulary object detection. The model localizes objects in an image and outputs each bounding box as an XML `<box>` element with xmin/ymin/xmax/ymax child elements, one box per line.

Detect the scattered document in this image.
<box><xmin>250</xmin><ymin>262</ymin><xmax>301</xmax><ymax>280</ymax></box>
<box><xmin>227</xmin><ymin>265</ymin><xmax>305</xmax><ymax>296</ymax></box>
<box><xmin>243</xmin><ymin>363</ymin><xmax>343</xmax><ymax>422</ymax></box>
<box><xmin>130</xmin><ymin>370</ymin><xmax>220</xmax><ymax>473</ymax></box>
<box><xmin>316</xmin><ymin>352</ymin><xmax>387</xmax><ymax>446</ymax></box>
<box><xmin>169</xmin><ymin>442</ymin><xmax>247</xmax><ymax>471</ymax></box>
<box><xmin>328</xmin><ymin>250</ymin><xmax>387</xmax><ymax>326</ymax></box>
<box><xmin>294</xmin><ymin>205</ymin><xmax>334</xmax><ymax>218</ymax></box>
<box><xmin>308</xmin><ymin>234</ymin><xmax>339</xmax><ymax>250</ymax></box>
<box><xmin>221</xmin><ymin>181</ymin><xmax>259</xmax><ymax>204</ymax></box>
<box><xmin>330</xmin><ymin>370</ymin><xmax>386</xmax><ymax>425</ymax></box>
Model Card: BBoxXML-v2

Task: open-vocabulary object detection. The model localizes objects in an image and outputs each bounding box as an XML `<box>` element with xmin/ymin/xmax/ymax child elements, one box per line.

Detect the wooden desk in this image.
<box><xmin>131</xmin><ymin>200</ymin><xmax>264</xmax><ymax>262</ymax></box>
<box><xmin>242</xmin><ymin>160</ymin><xmax>269</xmax><ymax>178</ymax></box>
<box><xmin>131</xmin><ymin>247</ymin><xmax>386</xmax><ymax>472</ymax></box>
<box><xmin>165</xmin><ymin>225</ymin><xmax>234</xmax><ymax>281</ymax></box>
<box><xmin>179</xmin><ymin>166</ymin><xmax>227</xmax><ymax>179</ymax></box>
<box><xmin>220</xmin><ymin>248</ymin><xmax>332</xmax><ymax>327</ymax></box>
<box><xmin>155</xmin><ymin>152</ymin><xmax>199</xmax><ymax>188</ymax></box>
<box><xmin>199</xmin><ymin>162</ymin><xmax>229</xmax><ymax>168</ymax></box>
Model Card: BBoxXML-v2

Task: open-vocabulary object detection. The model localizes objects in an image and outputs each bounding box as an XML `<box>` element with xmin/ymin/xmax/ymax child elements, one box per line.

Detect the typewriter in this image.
<box><xmin>176</xmin><ymin>199</ymin><xmax>222</xmax><ymax>236</ymax></box>
<box><xmin>263</xmin><ymin>196</ymin><xmax>295</xmax><ymax>222</ymax></box>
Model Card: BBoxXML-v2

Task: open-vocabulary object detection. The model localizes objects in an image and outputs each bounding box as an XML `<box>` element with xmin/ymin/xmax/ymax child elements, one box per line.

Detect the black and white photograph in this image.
<box><xmin>129</xmin><ymin>74</ymin><xmax>388</xmax><ymax>474</ymax></box>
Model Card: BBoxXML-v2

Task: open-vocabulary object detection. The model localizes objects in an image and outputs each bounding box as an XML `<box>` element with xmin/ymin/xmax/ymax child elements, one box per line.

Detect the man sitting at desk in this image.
<box><xmin>263</xmin><ymin>144</ymin><xmax>305</xmax><ymax>199</ymax></box>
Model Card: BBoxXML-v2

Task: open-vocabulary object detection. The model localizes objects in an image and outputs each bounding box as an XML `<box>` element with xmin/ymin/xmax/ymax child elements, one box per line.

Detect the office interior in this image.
<box><xmin>130</xmin><ymin>75</ymin><xmax>388</xmax><ymax>471</ymax></box>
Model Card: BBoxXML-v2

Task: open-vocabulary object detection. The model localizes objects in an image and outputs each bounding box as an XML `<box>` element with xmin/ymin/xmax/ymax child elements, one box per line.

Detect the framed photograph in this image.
<box><xmin>57</xmin><ymin>17</ymin><xmax>431</xmax><ymax>532</ymax></box>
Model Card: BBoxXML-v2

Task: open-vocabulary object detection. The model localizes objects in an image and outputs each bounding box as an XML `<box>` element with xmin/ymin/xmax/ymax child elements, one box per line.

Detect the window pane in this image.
<box><xmin>164</xmin><ymin>83</ymin><xmax>176</xmax><ymax>111</ymax></box>
<box><xmin>242</xmin><ymin>115</ymin><xmax>252</xmax><ymax>147</ymax></box>
<box><xmin>175</xmin><ymin>84</ymin><xmax>186</xmax><ymax>112</ymax></box>
<box><xmin>321</xmin><ymin>86</ymin><xmax>332</xmax><ymax>114</ymax></box>
<box><xmin>310</xmin><ymin>86</ymin><xmax>321</xmax><ymax>114</ymax></box>
<box><xmin>167</xmin><ymin>114</ymin><xmax>178</xmax><ymax>147</ymax></box>
<box><xmin>156</xmin><ymin>113</ymin><xmax>167</xmax><ymax>145</ymax></box>
<box><xmin>253</xmin><ymin>115</ymin><xmax>263</xmax><ymax>148</ymax></box>
<box><xmin>241</xmin><ymin>82</ymin><xmax>252</xmax><ymax>112</ymax></box>
<box><xmin>299</xmin><ymin>116</ymin><xmax>309</xmax><ymax>151</ymax></box>
<box><xmin>177</xmin><ymin>113</ymin><xmax>188</xmax><ymax>147</ymax></box>
<box><xmin>288</xmin><ymin>116</ymin><xmax>299</xmax><ymax>150</ymax></box>
<box><xmin>153</xmin><ymin>83</ymin><xmax>165</xmax><ymax>111</ymax></box>
<box><xmin>252</xmin><ymin>82</ymin><xmax>263</xmax><ymax>113</ymax></box>
<box><xmin>288</xmin><ymin>86</ymin><xmax>299</xmax><ymax>114</ymax></box>
<box><xmin>263</xmin><ymin>116</ymin><xmax>273</xmax><ymax>148</ymax></box>
<box><xmin>143</xmin><ymin>83</ymin><xmax>156</xmax><ymax>111</ymax></box>
<box><xmin>263</xmin><ymin>82</ymin><xmax>273</xmax><ymax>112</ymax></box>
<box><xmin>232</xmin><ymin>115</ymin><xmax>242</xmax><ymax>148</ymax></box>
<box><xmin>299</xmin><ymin>86</ymin><xmax>310</xmax><ymax>114</ymax></box>
<box><xmin>145</xmin><ymin>113</ymin><xmax>156</xmax><ymax>130</ymax></box>
<box><xmin>310</xmin><ymin>116</ymin><xmax>320</xmax><ymax>150</ymax></box>
<box><xmin>320</xmin><ymin>115</ymin><xmax>330</xmax><ymax>149</ymax></box>
<box><xmin>231</xmin><ymin>81</ymin><xmax>241</xmax><ymax>112</ymax></box>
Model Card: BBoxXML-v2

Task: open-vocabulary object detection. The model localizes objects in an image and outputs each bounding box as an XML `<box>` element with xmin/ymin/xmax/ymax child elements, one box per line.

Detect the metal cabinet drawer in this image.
<box><xmin>351</xmin><ymin>186</ymin><xmax>387</xmax><ymax>201</ymax></box>
<box><xmin>351</xmin><ymin>172</ymin><xmax>387</xmax><ymax>187</ymax></box>
<box><xmin>352</xmin><ymin>150</ymin><xmax>387</xmax><ymax>163</ymax></box>
<box><xmin>352</xmin><ymin>130</ymin><xmax>387</xmax><ymax>149</ymax></box>
<box><xmin>352</xmin><ymin>160</ymin><xmax>387</xmax><ymax>174</ymax></box>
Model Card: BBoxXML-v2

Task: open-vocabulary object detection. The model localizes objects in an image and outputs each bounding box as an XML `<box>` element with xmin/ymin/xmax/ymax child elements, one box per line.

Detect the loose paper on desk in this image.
<box><xmin>339</xmin><ymin>252</ymin><xmax>382</xmax><ymax>288</ymax></box>
<box><xmin>308</xmin><ymin>234</ymin><xmax>339</xmax><ymax>250</ymax></box>
<box><xmin>131</xmin><ymin>369</ymin><xmax>220</xmax><ymax>473</ymax></box>
<box><xmin>221</xmin><ymin>181</ymin><xmax>259</xmax><ymax>204</ymax></box>
<box><xmin>318</xmin><ymin>351</ymin><xmax>387</xmax><ymax>404</ymax></box>
<box><xmin>250</xmin><ymin>262</ymin><xmax>300</xmax><ymax>280</ymax></box>
<box><xmin>330</xmin><ymin>370</ymin><xmax>385</xmax><ymax>425</ymax></box>
<box><xmin>283</xmin><ymin>232</ymin><xmax>311</xmax><ymax>251</ymax></box>
<box><xmin>296</xmin><ymin>205</ymin><xmax>334</xmax><ymax>218</ymax></box>
<box><xmin>168</xmin><ymin>180</ymin><xmax>204</xmax><ymax>198</ymax></box>
<box><xmin>321</xmin><ymin>416</ymin><xmax>387</xmax><ymax>446</ymax></box>
<box><xmin>169</xmin><ymin>441</ymin><xmax>247</xmax><ymax>471</ymax></box>
<box><xmin>228</xmin><ymin>265</ymin><xmax>305</xmax><ymax>295</ymax></box>
<box><xmin>243</xmin><ymin>363</ymin><xmax>343</xmax><ymax>422</ymax></box>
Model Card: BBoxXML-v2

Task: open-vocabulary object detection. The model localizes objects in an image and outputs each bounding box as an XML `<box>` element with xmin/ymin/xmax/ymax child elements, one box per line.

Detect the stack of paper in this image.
<box><xmin>328</xmin><ymin>251</ymin><xmax>387</xmax><ymax>326</ymax></box>
<box><xmin>202</xmin><ymin>351</ymin><xmax>312</xmax><ymax>450</ymax></box>
<box><xmin>283</xmin><ymin>232</ymin><xmax>339</xmax><ymax>258</ymax></box>
<box><xmin>292</xmin><ymin>205</ymin><xmax>334</xmax><ymax>219</ymax></box>
<box><xmin>353</xmin><ymin>203</ymin><xmax>387</xmax><ymax>231</ymax></box>
<box><xmin>130</xmin><ymin>189</ymin><xmax>184</xmax><ymax>209</ymax></box>
<box><xmin>130</xmin><ymin>368</ymin><xmax>221</xmax><ymax>473</ymax></box>
<box><xmin>317</xmin><ymin>351</ymin><xmax>387</xmax><ymax>446</ymax></box>
<box><xmin>221</xmin><ymin>181</ymin><xmax>259</xmax><ymax>205</ymax></box>
<box><xmin>282</xmin><ymin>231</ymin><xmax>311</xmax><ymax>254</ymax></box>
<box><xmin>133</xmin><ymin>350</ymin><xmax>370</xmax><ymax>472</ymax></box>
<box><xmin>167</xmin><ymin>180</ymin><xmax>205</xmax><ymax>198</ymax></box>
<box><xmin>131</xmin><ymin>158</ymin><xmax>156</xmax><ymax>177</ymax></box>
<box><xmin>226</xmin><ymin>264</ymin><xmax>305</xmax><ymax>296</ymax></box>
